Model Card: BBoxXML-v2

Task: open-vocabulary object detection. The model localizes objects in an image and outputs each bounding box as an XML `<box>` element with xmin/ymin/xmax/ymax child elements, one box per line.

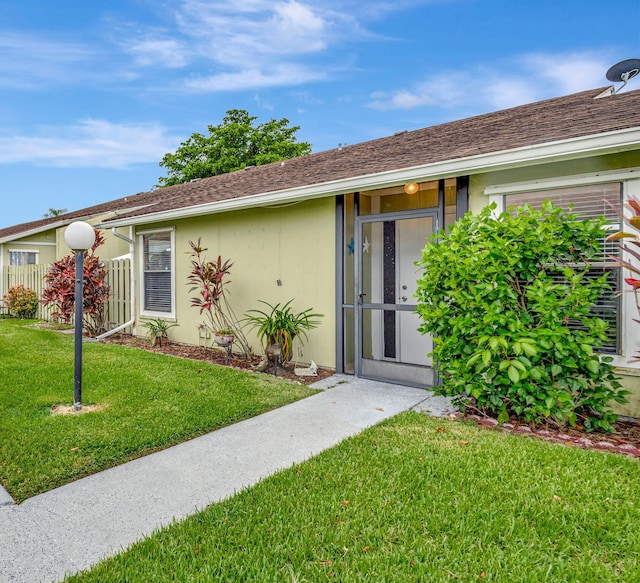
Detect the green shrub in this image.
<box><xmin>4</xmin><ymin>285</ymin><xmax>38</xmax><ymax>319</ymax></box>
<box><xmin>416</xmin><ymin>202</ymin><xmax>628</xmax><ymax>431</ymax></box>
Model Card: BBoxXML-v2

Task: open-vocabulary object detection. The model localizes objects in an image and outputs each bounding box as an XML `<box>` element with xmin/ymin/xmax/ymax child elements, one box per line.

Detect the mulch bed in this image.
<box><xmin>100</xmin><ymin>333</ymin><xmax>335</xmax><ymax>386</ymax></box>
<box><xmin>455</xmin><ymin>412</ymin><xmax>640</xmax><ymax>458</ymax></box>
<box><xmin>102</xmin><ymin>333</ymin><xmax>640</xmax><ymax>456</ymax></box>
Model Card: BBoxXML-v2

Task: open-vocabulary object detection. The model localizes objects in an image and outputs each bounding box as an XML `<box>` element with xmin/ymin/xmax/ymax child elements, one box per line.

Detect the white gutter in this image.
<box><xmin>96</xmin><ymin>227</ymin><xmax>136</xmax><ymax>340</ymax></box>
<box><xmin>102</xmin><ymin>126</ymin><xmax>640</xmax><ymax>228</ymax></box>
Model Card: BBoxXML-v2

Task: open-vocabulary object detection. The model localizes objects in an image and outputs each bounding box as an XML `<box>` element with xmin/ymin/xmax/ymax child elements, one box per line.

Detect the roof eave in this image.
<box><xmin>0</xmin><ymin>219</ymin><xmax>72</xmax><ymax>245</ymax></box>
<box><xmin>102</xmin><ymin>126</ymin><xmax>640</xmax><ymax>228</ymax></box>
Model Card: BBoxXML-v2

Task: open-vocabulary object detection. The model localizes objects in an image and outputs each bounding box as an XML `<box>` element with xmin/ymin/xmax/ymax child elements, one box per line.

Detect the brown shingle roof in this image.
<box><xmin>4</xmin><ymin>86</ymin><xmax>639</xmax><ymax>239</ymax></box>
<box><xmin>0</xmin><ymin>188</ymin><xmax>168</xmax><ymax>241</ymax></box>
<box><xmin>103</xmin><ymin>87</ymin><xmax>640</xmax><ymax>223</ymax></box>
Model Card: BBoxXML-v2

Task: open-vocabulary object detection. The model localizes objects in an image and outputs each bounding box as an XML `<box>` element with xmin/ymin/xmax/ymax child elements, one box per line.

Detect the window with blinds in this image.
<box><xmin>9</xmin><ymin>250</ymin><xmax>38</xmax><ymax>266</ymax></box>
<box><xmin>142</xmin><ymin>231</ymin><xmax>173</xmax><ymax>314</ymax></box>
<box><xmin>505</xmin><ymin>182</ymin><xmax>622</xmax><ymax>354</ymax></box>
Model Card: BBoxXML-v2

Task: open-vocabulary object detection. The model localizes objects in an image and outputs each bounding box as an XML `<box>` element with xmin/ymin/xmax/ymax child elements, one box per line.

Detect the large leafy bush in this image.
<box><xmin>41</xmin><ymin>230</ymin><xmax>110</xmax><ymax>336</ymax></box>
<box><xmin>416</xmin><ymin>202</ymin><xmax>628</xmax><ymax>431</ymax></box>
<box><xmin>4</xmin><ymin>285</ymin><xmax>38</xmax><ymax>318</ymax></box>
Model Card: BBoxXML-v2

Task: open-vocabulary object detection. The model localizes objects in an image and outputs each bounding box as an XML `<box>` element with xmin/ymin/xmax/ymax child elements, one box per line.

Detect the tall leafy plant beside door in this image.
<box><xmin>416</xmin><ymin>202</ymin><xmax>627</xmax><ymax>431</ymax></box>
<box><xmin>186</xmin><ymin>239</ymin><xmax>253</xmax><ymax>357</ymax></box>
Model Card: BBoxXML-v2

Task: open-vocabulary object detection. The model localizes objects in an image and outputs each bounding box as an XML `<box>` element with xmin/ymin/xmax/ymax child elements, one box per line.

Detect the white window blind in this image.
<box><xmin>142</xmin><ymin>232</ymin><xmax>173</xmax><ymax>313</ymax></box>
<box><xmin>9</xmin><ymin>250</ymin><xmax>38</xmax><ymax>266</ymax></box>
<box><xmin>505</xmin><ymin>182</ymin><xmax>622</xmax><ymax>354</ymax></box>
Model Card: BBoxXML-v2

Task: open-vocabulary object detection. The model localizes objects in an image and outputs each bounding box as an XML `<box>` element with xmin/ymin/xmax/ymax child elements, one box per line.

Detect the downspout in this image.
<box><xmin>96</xmin><ymin>226</ymin><xmax>136</xmax><ymax>340</ymax></box>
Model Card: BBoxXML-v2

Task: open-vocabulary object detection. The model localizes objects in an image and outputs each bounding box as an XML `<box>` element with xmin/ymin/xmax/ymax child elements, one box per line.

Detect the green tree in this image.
<box><xmin>415</xmin><ymin>202</ymin><xmax>628</xmax><ymax>431</ymax></box>
<box><xmin>43</xmin><ymin>208</ymin><xmax>67</xmax><ymax>218</ymax></box>
<box><xmin>157</xmin><ymin>109</ymin><xmax>312</xmax><ymax>187</ymax></box>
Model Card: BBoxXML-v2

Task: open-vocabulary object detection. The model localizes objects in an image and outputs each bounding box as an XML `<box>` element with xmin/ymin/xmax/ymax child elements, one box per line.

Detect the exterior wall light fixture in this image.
<box><xmin>403</xmin><ymin>182</ymin><xmax>419</xmax><ymax>195</ymax></box>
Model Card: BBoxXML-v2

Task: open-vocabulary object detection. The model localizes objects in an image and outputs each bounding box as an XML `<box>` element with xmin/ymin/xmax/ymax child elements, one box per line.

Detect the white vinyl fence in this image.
<box><xmin>2</xmin><ymin>259</ymin><xmax>131</xmax><ymax>332</ymax></box>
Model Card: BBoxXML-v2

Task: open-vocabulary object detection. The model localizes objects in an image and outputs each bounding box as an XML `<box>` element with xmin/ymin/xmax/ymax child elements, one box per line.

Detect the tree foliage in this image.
<box><xmin>416</xmin><ymin>202</ymin><xmax>628</xmax><ymax>431</ymax></box>
<box><xmin>157</xmin><ymin>109</ymin><xmax>312</xmax><ymax>187</ymax></box>
<box><xmin>42</xmin><ymin>208</ymin><xmax>67</xmax><ymax>218</ymax></box>
<box><xmin>41</xmin><ymin>230</ymin><xmax>110</xmax><ymax>336</ymax></box>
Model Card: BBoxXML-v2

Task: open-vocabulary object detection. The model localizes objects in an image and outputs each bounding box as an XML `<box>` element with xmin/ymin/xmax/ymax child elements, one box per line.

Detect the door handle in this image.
<box><xmin>358</xmin><ymin>292</ymin><xmax>367</xmax><ymax>305</ymax></box>
<box><xmin>401</xmin><ymin>296</ymin><xmax>407</xmax><ymax>302</ymax></box>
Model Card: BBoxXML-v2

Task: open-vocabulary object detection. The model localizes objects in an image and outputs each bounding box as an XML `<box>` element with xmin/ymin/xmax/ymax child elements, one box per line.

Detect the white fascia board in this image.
<box><xmin>7</xmin><ymin>241</ymin><xmax>56</xmax><ymax>247</ymax></box>
<box><xmin>103</xmin><ymin>127</ymin><xmax>640</xmax><ymax>228</ymax></box>
<box><xmin>0</xmin><ymin>208</ymin><xmax>140</xmax><ymax>244</ymax></box>
<box><xmin>485</xmin><ymin>166</ymin><xmax>640</xmax><ymax>196</ymax></box>
<box><xmin>0</xmin><ymin>220</ymin><xmax>70</xmax><ymax>245</ymax></box>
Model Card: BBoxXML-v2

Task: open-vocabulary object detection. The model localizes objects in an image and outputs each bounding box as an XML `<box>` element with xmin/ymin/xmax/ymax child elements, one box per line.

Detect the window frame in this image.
<box><xmin>8</xmin><ymin>249</ymin><xmax>39</xmax><ymax>266</ymax></box>
<box><xmin>138</xmin><ymin>228</ymin><xmax>176</xmax><ymax>319</ymax></box>
<box><xmin>485</xmin><ymin>171</ymin><xmax>640</xmax><ymax>368</ymax></box>
<box><xmin>504</xmin><ymin>182</ymin><xmax>622</xmax><ymax>355</ymax></box>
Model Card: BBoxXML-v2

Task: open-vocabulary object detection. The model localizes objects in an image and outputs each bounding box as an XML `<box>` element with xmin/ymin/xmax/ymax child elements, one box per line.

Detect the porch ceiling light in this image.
<box><xmin>403</xmin><ymin>182</ymin><xmax>419</xmax><ymax>195</ymax></box>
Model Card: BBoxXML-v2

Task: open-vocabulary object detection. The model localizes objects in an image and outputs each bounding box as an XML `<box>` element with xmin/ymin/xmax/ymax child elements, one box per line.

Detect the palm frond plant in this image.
<box><xmin>141</xmin><ymin>317</ymin><xmax>179</xmax><ymax>347</ymax></box>
<box><xmin>243</xmin><ymin>300</ymin><xmax>323</xmax><ymax>362</ymax></box>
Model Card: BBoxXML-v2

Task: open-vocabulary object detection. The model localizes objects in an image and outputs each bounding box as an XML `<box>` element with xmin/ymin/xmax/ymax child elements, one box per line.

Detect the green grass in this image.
<box><xmin>66</xmin><ymin>413</ymin><xmax>640</xmax><ymax>583</ymax></box>
<box><xmin>0</xmin><ymin>319</ymin><xmax>317</xmax><ymax>503</ymax></box>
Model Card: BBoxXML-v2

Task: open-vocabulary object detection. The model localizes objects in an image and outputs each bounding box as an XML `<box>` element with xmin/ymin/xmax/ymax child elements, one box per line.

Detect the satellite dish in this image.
<box><xmin>606</xmin><ymin>58</ymin><xmax>640</xmax><ymax>93</ymax></box>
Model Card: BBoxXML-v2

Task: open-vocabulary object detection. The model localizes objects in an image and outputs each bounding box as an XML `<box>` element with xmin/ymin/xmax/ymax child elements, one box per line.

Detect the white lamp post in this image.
<box><xmin>64</xmin><ymin>221</ymin><xmax>96</xmax><ymax>411</ymax></box>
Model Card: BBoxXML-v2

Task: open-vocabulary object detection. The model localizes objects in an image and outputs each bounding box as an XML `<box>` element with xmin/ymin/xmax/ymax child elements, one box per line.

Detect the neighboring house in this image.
<box><xmin>4</xmin><ymin>86</ymin><xmax>640</xmax><ymax>417</ymax></box>
<box><xmin>0</xmin><ymin>189</ymin><xmax>171</xmax><ymax>292</ymax></box>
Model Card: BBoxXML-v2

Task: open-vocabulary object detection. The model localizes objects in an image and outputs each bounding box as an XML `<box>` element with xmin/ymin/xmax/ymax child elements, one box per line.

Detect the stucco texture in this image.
<box><xmin>136</xmin><ymin>197</ymin><xmax>337</xmax><ymax>368</ymax></box>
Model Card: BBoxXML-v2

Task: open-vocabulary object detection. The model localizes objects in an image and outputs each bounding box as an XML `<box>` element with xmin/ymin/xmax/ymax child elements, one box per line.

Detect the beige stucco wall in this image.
<box><xmin>135</xmin><ymin>197</ymin><xmax>337</xmax><ymax>368</ymax></box>
<box><xmin>56</xmin><ymin>216</ymin><xmax>129</xmax><ymax>261</ymax></box>
<box><xmin>612</xmin><ymin>369</ymin><xmax>640</xmax><ymax>418</ymax></box>
<box><xmin>2</xmin><ymin>230</ymin><xmax>57</xmax><ymax>265</ymax></box>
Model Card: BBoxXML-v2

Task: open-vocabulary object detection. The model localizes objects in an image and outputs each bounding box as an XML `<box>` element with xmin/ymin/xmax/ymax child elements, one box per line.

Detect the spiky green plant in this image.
<box><xmin>243</xmin><ymin>300</ymin><xmax>322</xmax><ymax>361</ymax></box>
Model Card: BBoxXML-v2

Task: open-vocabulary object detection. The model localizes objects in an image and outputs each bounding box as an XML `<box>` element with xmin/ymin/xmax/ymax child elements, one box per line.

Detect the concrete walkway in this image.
<box><xmin>0</xmin><ymin>376</ymin><xmax>454</xmax><ymax>583</ymax></box>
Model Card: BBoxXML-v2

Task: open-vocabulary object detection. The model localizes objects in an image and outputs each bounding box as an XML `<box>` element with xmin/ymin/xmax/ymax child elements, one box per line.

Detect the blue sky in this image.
<box><xmin>1</xmin><ymin>0</ymin><xmax>639</xmax><ymax>229</ymax></box>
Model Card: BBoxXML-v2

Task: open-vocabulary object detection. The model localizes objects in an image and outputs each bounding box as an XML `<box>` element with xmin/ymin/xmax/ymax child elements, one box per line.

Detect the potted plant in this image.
<box><xmin>141</xmin><ymin>317</ymin><xmax>179</xmax><ymax>347</ymax></box>
<box><xmin>243</xmin><ymin>300</ymin><xmax>322</xmax><ymax>362</ymax></box>
<box><xmin>213</xmin><ymin>328</ymin><xmax>235</xmax><ymax>345</ymax></box>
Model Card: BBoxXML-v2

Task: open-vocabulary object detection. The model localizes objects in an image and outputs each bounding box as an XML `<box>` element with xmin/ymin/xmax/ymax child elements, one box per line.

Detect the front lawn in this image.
<box><xmin>67</xmin><ymin>413</ymin><xmax>640</xmax><ymax>582</ymax></box>
<box><xmin>0</xmin><ymin>319</ymin><xmax>317</xmax><ymax>503</ymax></box>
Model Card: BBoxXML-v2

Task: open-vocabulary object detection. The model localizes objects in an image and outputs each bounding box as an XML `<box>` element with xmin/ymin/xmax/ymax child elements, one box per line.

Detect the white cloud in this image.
<box><xmin>182</xmin><ymin>63</ymin><xmax>328</xmax><ymax>92</ymax></box>
<box><xmin>117</xmin><ymin>0</ymin><xmax>369</xmax><ymax>92</ymax></box>
<box><xmin>0</xmin><ymin>120</ymin><xmax>180</xmax><ymax>169</ymax></box>
<box><xmin>0</xmin><ymin>33</ymin><xmax>93</xmax><ymax>89</ymax></box>
<box><xmin>521</xmin><ymin>53</ymin><xmax>609</xmax><ymax>95</ymax></box>
<box><xmin>368</xmin><ymin>51</ymin><xmax>614</xmax><ymax>112</ymax></box>
<box><xmin>125</xmin><ymin>37</ymin><xmax>189</xmax><ymax>68</ymax></box>
<box><xmin>0</xmin><ymin>1</ymin><xmax>421</xmax><ymax>94</ymax></box>
<box><xmin>174</xmin><ymin>0</ymin><xmax>335</xmax><ymax>65</ymax></box>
